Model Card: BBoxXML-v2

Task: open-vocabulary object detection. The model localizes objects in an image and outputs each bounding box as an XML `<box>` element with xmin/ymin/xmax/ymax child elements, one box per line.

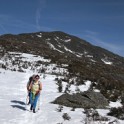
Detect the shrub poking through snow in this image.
<box><xmin>108</xmin><ymin>107</ymin><xmax>124</xmax><ymax>120</ymax></box>
<box><xmin>56</xmin><ymin>105</ymin><xmax>63</xmax><ymax>112</ymax></box>
<box><xmin>56</xmin><ymin>79</ymin><xmax>63</xmax><ymax>92</ymax></box>
<box><xmin>62</xmin><ymin>113</ymin><xmax>71</xmax><ymax>121</ymax></box>
<box><xmin>84</xmin><ymin>109</ymin><xmax>109</xmax><ymax>123</ymax></box>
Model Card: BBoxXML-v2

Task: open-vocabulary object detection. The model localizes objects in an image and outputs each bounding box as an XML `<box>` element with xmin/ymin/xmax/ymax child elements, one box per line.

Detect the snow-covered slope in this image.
<box><xmin>0</xmin><ymin>52</ymin><xmax>123</xmax><ymax>124</ymax></box>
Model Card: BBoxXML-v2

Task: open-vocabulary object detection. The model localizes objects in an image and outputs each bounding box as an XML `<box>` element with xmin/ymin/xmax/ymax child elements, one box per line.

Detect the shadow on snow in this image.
<box><xmin>11</xmin><ymin>100</ymin><xmax>26</xmax><ymax>105</ymax></box>
<box><xmin>11</xmin><ymin>100</ymin><xmax>26</xmax><ymax>111</ymax></box>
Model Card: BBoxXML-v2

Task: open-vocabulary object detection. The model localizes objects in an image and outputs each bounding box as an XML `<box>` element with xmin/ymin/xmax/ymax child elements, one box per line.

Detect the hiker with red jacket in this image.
<box><xmin>28</xmin><ymin>75</ymin><xmax>42</xmax><ymax>113</ymax></box>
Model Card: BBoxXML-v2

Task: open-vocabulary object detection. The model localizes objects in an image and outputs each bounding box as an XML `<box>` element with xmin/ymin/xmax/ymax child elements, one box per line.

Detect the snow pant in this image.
<box><xmin>30</xmin><ymin>92</ymin><xmax>40</xmax><ymax>110</ymax></box>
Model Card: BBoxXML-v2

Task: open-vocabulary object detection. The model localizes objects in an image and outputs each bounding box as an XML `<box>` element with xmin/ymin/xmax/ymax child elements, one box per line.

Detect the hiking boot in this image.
<box><xmin>33</xmin><ymin>109</ymin><xmax>36</xmax><ymax>113</ymax></box>
<box><xmin>30</xmin><ymin>105</ymin><xmax>33</xmax><ymax>111</ymax></box>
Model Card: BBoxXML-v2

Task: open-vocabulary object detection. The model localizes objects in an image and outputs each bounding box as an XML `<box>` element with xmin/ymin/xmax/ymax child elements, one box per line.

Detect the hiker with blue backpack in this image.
<box><xmin>28</xmin><ymin>75</ymin><xmax>42</xmax><ymax>113</ymax></box>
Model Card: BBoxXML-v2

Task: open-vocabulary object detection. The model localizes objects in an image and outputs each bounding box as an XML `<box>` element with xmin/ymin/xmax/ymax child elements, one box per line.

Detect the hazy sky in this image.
<box><xmin>0</xmin><ymin>0</ymin><xmax>124</xmax><ymax>57</ymax></box>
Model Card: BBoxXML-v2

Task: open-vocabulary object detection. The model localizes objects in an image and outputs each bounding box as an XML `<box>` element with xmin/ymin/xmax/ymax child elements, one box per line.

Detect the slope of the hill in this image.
<box><xmin>0</xmin><ymin>31</ymin><xmax>124</xmax><ymax>121</ymax></box>
<box><xmin>0</xmin><ymin>31</ymin><xmax>124</xmax><ymax>103</ymax></box>
<box><xmin>0</xmin><ymin>52</ymin><xmax>123</xmax><ymax>124</ymax></box>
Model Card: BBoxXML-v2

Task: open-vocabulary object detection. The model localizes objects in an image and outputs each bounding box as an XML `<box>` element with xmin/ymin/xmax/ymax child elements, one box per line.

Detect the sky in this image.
<box><xmin>0</xmin><ymin>0</ymin><xmax>124</xmax><ymax>57</ymax></box>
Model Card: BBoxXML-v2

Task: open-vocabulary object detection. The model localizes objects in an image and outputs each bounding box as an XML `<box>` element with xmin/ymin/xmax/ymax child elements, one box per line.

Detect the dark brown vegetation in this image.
<box><xmin>108</xmin><ymin>107</ymin><xmax>124</xmax><ymax>120</ymax></box>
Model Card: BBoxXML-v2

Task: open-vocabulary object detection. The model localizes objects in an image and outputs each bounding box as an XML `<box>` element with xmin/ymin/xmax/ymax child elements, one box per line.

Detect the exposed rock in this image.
<box><xmin>52</xmin><ymin>91</ymin><xmax>109</xmax><ymax>109</ymax></box>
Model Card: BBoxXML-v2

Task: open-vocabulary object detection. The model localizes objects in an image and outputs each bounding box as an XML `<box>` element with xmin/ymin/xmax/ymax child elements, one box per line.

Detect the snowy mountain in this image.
<box><xmin>0</xmin><ymin>31</ymin><xmax>124</xmax><ymax>66</ymax></box>
<box><xmin>0</xmin><ymin>31</ymin><xmax>124</xmax><ymax>123</ymax></box>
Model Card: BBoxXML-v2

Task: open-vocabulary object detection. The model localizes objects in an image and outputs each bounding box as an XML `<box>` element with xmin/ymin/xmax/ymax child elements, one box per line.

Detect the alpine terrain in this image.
<box><xmin>0</xmin><ymin>31</ymin><xmax>124</xmax><ymax>124</ymax></box>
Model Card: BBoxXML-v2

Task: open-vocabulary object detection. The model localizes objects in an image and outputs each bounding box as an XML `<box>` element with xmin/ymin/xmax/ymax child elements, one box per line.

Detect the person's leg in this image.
<box><xmin>37</xmin><ymin>94</ymin><xmax>40</xmax><ymax>110</ymax></box>
<box><xmin>33</xmin><ymin>93</ymin><xmax>40</xmax><ymax>112</ymax></box>
<box><xmin>29</xmin><ymin>92</ymin><xmax>34</xmax><ymax>110</ymax></box>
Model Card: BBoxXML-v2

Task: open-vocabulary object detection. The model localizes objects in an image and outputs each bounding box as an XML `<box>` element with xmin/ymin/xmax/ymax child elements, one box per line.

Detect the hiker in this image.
<box><xmin>26</xmin><ymin>75</ymin><xmax>35</xmax><ymax>105</ymax></box>
<box><xmin>28</xmin><ymin>75</ymin><xmax>42</xmax><ymax>113</ymax></box>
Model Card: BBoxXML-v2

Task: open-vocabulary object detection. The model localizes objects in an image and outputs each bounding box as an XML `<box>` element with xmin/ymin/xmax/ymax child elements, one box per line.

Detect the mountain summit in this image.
<box><xmin>0</xmin><ymin>31</ymin><xmax>124</xmax><ymax>66</ymax></box>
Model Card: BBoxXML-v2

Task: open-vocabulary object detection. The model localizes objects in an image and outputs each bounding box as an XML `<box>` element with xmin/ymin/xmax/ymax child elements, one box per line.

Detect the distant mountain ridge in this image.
<box><xmin>0</xmin><ymin>31</ymin><xmax>124</xmax><ymax>66</ymax></box>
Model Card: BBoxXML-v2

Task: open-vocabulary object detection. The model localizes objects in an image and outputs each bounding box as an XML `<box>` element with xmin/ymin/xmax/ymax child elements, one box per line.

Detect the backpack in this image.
<box><xmin>27</xmin><ymin>75</ymin><xmax>36</xmax><ymax>91</ymax></box>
